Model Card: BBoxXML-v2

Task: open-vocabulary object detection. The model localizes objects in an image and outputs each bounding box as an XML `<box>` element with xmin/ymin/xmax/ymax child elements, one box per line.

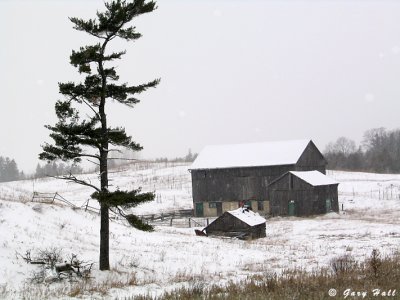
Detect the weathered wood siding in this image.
<box><xmin>205</xmin><ymin>212</ymin><xmax>266</xmax><ymax>239</ymax></box>
<box><xmin>191</xmin><ymin>164</ymin><xmax>295</xmax><ymax>204</ymax></box>
<box><xmin>267</xmin><ymin>173</ymin><xmax>338</xmax><ymax>216</ymax></box>
<box><xmin>191</xmin><ymin>141</ymin><xmax>327</xmax><ymax>217</ymax></box>
<box><xmin>296</xmin><ymin>141</ymin><xmax>327</xmax><ymax>174</ymax></box>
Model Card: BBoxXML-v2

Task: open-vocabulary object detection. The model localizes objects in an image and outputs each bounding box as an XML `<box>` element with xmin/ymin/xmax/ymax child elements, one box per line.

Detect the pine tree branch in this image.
<box><xmin>107</xmin><ymin>157</ymin><xmax>139</xmax><ymax>161</ymax></box>
<box><xmin>59</xmin><ymin>83</ymin><xmax>101</xmax><ymax>121</ymax></box>
<box><xmin>41</xmin><ymin>144</ymin><xmax>101</xmax><ymax>161</ymax></box>
<box><xmin>49</xmin><ymin>174</ymin><xmax>101</xmax><ymax>192</ymax></box>
<box><xmin>81</xmin><ymin>98</ymin><xmax>101</xmax><ymax>121</ymax></box>
<box><xmin>86</xmin><ymin>158</ymin><xmax>100</xmax><ymax>166</ymax></box>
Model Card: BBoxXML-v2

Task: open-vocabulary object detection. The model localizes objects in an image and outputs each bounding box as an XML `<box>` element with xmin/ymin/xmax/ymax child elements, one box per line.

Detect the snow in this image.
<box><xmin>227</xmin><ymin>207</ymin><xmax>266</xmax><ymax>226</ymax></box>
<box><xmin>190</xmin><ymin>139</ymin><xmax>311</xmax><ymax>170</ymax></box>
<box><xmin>0</xmin><ymin>163</ymin><xmax>400</xmax><ymax>299</ymax></box>
<box><xmin>290</xmin><ymin>170</ymin><xmax>338</xmax><ymax>186</ymax></box>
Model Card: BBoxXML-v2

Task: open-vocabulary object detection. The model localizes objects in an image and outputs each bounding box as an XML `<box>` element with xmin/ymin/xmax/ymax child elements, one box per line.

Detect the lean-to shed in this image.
<box><xmin>267</xmin><ymin>171</ymin><xmax>339</xmax><ymax>216</ymax></box>
<box><xmin>204</xmin><ymin>207</ymin><xmax>266</xmax><ymax>239</ymax></box>
<box><xmin>190</xmin><ymin>139</ymin><xmax>327</xmax><ymax>217</ymax></box>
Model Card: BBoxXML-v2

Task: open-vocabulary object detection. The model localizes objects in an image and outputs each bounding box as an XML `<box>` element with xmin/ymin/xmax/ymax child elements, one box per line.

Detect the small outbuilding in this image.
<box><xmin>267</xmin><ymin>171</ymin><xmax>339</xmax><ymax>217</ymax></box>
<box><xmin>204</xmin><ymin>207</ymin><xmax>266</xmax><ymax>239</ymax></box>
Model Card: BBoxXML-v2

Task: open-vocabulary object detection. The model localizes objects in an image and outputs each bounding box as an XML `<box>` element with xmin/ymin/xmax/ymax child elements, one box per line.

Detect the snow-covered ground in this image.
<box><xmin>0</xmin><ymin>163</ymin><xmax>399</xmax><ymax>299</ymax></box>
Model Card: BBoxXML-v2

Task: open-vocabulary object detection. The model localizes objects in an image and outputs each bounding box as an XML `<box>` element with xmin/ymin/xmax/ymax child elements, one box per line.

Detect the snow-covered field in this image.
<box><xmin>0</xmin><ymin>163</ymin><xmax>399</xmax><ymax>299</ymax></box>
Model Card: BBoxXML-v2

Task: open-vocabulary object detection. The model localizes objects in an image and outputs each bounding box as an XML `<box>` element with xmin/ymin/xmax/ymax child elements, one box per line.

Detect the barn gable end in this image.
<box><xmin>295</xmin><ymin>141</ymin><xmax>327</xmax><ymax>174</ymax></box>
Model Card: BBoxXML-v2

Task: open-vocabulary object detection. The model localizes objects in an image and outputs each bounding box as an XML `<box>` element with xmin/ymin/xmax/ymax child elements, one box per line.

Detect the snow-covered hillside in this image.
<box><xmin>0</xmin><ymin>163</ymin><xmax>399</xmax><ymax>299</ymax></box>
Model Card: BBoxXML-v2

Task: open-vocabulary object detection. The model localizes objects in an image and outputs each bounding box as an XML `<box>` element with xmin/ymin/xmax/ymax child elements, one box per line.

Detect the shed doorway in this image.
<box><xmin>288</xmin><ymin>200</ymin><xmax>296</xmax><ymax>216</ymax></box>
<box><xmin>325</xmin><ymin>199</ymin><xmax>332</xmax><ymax>213</ymax></box>
<box><xmin>195</xmin><ymin>203</ymin><xmax>204</xmax><ymax>217</ymax></box>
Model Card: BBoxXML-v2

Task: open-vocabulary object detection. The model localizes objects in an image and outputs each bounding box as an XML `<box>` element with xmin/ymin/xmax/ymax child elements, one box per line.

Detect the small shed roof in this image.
<box><xmin>190</xmin><ymin>139</ymin><xmax>311</xmax><ymax>170</ymax></box>
<box><xmin>227</xmin><ymin>208</ymin><xmax>266</xmax><ymax>226</ymax></box>
<box><xmin>290</xmin><ymin>171</ymin><xmax>338</xmax><ymax>186</ymax></box>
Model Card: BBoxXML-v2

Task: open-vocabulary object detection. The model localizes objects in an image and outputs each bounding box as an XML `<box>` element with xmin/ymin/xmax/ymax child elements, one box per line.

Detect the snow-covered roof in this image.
<box><xmin>290</xmin><ymin>171</ymin><xmax>338</xmax><ymax>186</ymax></box>
<box><xmin>190</xmin><ymin>139</ymin><xmax>311</xmax><ymax>170</ymax></box>
<box><xmin>227</xmin><ymin>208</ymin><xmax>266</xmax><ymax>226</ymax></box>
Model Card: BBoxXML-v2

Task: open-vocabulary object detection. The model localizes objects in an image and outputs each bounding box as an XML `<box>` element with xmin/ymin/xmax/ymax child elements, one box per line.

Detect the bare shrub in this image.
<box><xmin>116</xmin><ymin>254</ymin><xmax>139</xmax><ymax>268</ymax></box>
<box><xmin>38</xmin><ymin>247</ymin><xmax>63</xmax><ymax>268</ymax></box>
<box><xmin>264</xmin><ymin>271</ymin><xmax>278</xmax><ymax>291</ymax></box>
<box><xmin>330</xmin><ymin>254</ymin><xmax>357</xmax><ymax>275</ymax></box>
<box><xmin>368</xmin><ymin>249</ymin><xmax>382</xmax><ymax>278</ymax></box>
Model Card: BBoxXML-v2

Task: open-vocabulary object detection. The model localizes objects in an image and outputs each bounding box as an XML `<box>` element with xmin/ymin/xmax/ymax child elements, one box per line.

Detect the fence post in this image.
<box><xmin>342</xmin><ymin>203</ymin><xmax>344</xmax><ymax>211</ymax></box>
<box><xmin>206</xmin><ymin>218</ymin><xmax>209</xmax><ymax>226</ymax></box>
<box><xmin>189</xmin><ymin>218</ymin><xmax>191</xmax><ymax>228</ymax></box>
<box><xmin>170</xmin><ymin>218</ymin><xmax>173</xmax><ymax>227</ymax></box>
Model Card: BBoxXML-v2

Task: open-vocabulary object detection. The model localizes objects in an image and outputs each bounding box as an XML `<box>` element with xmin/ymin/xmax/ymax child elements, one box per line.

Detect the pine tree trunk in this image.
<box><xmin>99</xmin><ymin>202</ymin><xmax>110</xmax><ymax>270</ymax></box>
<box><xmin>99</xmin><ymin>145</ymin><xmax>109</xmax><ymax>270</ymax></box>
<box><xmin>99</xmin><ymin>43</ymin><xmax>110</xmax><ymax>270</ymax></box>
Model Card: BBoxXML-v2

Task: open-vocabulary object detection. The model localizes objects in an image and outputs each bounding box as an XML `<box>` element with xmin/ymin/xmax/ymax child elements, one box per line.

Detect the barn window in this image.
<box><xmin>209</xmin><ymin>202</ymin><xmax>217</xmax><ymax>208</ymax></box>
<box><xmin>257</xmin><ymin>201</ymin><xmax>264</xmax><ymax>211</ymax></box>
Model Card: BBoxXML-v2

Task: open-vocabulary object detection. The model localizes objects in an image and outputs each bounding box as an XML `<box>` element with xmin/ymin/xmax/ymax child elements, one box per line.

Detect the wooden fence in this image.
<box><xmin>32</xmin><ymin>192</ymin><xmax>77</xmax><ymax>208</ymax></box>
<box><xmin>136</xmin><ymin>210</ymin><xmax>216</xmax><ymax>229</ymax></box>
<box><xmin>31</xmin><ymin>192</ymin><xmax>204</xmax><ymax>227</ymax></box>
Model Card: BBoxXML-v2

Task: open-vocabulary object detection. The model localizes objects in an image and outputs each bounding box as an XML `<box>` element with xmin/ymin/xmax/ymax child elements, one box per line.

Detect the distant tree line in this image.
<box><xmin>324</xmin><ymin>127</ymin><xmax>400</xmax><ymax>173</ymax></box>
<box><xmin>0</xmin><ymin>156</ymin><xmax>24</xmax><ymax>182</ymax></box>
<box><xmin>0</xmin><ymin>148</ymin><xmax>196</xmax><ymax>183</ymax></box>
<box><xmin>34</xmin><ymin>162</ymin><xmax>83</xmax><ymax>179</ymax></box>
<box><xmin>155</xmin><ymin>149</ymin><xmax>198</xmax><ymax>163</ymax></box>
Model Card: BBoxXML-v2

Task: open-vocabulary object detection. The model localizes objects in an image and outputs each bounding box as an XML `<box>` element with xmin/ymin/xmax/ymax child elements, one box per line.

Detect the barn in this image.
<box><xmin>204</xmin><ymin>207</ymin><xmax>266</xmax><ymax>239</ymax></box>
<box><xmin>267</xmin><ymin>171</ymin><xmax>339</xmax><ymax>216</ymax></box>
<box><xmin>189</xmin><ymin>139</ymin><xmax>327</xmax><ymax>217</ymax></box>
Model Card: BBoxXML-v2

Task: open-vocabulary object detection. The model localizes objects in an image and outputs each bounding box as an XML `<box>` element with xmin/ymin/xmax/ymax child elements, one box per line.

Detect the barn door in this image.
<box><xmin>325</xmin><ymin>199</ymin><xmax>332</xmax><ymax>213</ymax></box>
<box><xmin>288</xmin><ymin>200</ymin><xmax>296</xmax><ymax>216</ymax></box>
<box><xmin>195</xmin><ymin>203</ymin><xmax>204</xmax><ymax>217</ymax></box>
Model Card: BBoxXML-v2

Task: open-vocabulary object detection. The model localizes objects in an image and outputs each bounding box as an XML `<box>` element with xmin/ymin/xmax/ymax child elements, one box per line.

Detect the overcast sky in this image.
<box><xmin>1</xmin><ymin>0</ymin><xmax>400</xmax><ymax>172</ymax></box>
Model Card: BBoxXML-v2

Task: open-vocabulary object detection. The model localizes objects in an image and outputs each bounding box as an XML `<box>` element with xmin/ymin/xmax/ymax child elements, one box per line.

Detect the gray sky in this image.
<box><xmin>1</xmin><ymin>0</ymin><xmax>400</xmax><ymax>172</ymax></box>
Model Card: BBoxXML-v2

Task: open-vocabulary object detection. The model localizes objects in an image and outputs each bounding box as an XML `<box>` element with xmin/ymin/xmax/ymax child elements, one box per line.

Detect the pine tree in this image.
<box><xmin>39</xmin><ymin>0</ymin><xmax>159</xmax><ymax>270</ymax></box>
<box><xmin>0</xmin><ymin>157</ymin><xmax>20</xmax><ymax>182</ymax></box>
<box><xmin>6</xmin><ymin>159</ymin><xmax>19</xmax><ymax>181</ymax></box>
<box><xmin>0</xmin><ymin>157</ymin><xmax>5</xmax><ymax>182</ymax></box>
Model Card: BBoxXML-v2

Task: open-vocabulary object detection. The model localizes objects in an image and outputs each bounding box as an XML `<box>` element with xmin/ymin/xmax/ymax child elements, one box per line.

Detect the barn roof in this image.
<box><xmin>190</xmin><ymin>139</ymin><xmax>311</xmax><ymax>170</ymax></box>
<box><xmin>228</xmin><ymin>208</ymin><xmax>266</xmax><ymax>226</ymax></box>
<box><xmin>290</xmin><ymin>171</ymin><xmax>338</xmax><ymax>186</ymax></box>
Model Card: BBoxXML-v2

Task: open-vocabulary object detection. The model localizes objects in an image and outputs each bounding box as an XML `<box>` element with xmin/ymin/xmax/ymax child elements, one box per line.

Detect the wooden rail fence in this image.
<box><xmin>31</xmin><ymin>192</ymin><xmax>209</xmax><ymax>228</ymax></box>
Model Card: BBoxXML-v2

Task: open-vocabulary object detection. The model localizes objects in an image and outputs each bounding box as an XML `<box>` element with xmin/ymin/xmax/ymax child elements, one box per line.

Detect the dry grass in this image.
<box><xmin>12</xmin><ymin>271</ymin><xmax>138</xmax><ymax>299</ymax></box>
<box><xmin>121</xmin><ymin>249</ymin><xmax>400</xmax><ymax>300</ymax></box>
